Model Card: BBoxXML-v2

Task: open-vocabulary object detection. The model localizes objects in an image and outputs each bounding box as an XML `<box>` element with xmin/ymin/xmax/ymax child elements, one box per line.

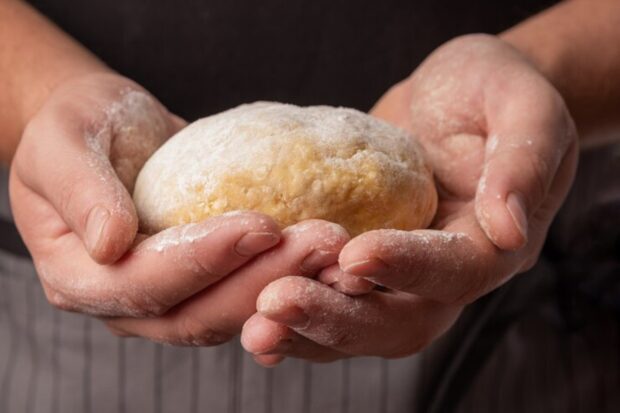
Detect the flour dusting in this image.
<box><xmin>82</xmin><ymin>88</ymin><xmax>170</xmax><ymax>224</ymax></box>
<box><xmin>133</xmin><ymin>102</ymin><xmax>437</xmax><ymax>235</ymax></box>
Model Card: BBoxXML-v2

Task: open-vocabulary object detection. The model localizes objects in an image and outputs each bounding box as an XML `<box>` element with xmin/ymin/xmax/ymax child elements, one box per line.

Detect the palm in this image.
<box><xmin>371</xmin><ymin>70</ymin><xmax>487</xmax><ymax>235</ymax></box>
<box><xmin>372</xmin><ymin>34</ymin><xmax>578</xmax><ymax>254</ymax></box>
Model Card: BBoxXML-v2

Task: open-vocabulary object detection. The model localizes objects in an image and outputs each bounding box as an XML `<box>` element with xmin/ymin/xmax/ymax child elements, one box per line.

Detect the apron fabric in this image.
<box><xmin>26</xmin><ymin>0</ymin><xmax>556</xmax><ymax>120</ymax></box>
<box><xmin>3</xmin><ymin>154</ymin><xmax>619</xmax><ymax>413</ymax></box>
<box><xmin>2</xmin><ymin>1</ymin><xmax>619</xmax><ymax>411</ymax></box>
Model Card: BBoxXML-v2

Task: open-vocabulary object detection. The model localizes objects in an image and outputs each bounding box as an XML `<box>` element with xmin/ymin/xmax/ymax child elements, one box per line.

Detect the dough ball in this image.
<box><xmin>133</xmin><ymin>102</ymin><xmax>437</xmax><ymax>236</ymax></box>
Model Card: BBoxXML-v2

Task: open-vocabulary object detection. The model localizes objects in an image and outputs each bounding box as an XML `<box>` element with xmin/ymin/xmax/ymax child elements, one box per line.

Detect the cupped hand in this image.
<box><xmin>242</xmin><ymin>34</ymin><xmax>579</xmax><ymax>365</ymax></box>
<box><xmin>11</xmin><ymin>72</ymin><xmax>353</xmax><ymax>346</ymax></box>
<box><xmin>10</xmin><ymin>72</ymin><xmax>285</xmax><ymax>321</ymax></box>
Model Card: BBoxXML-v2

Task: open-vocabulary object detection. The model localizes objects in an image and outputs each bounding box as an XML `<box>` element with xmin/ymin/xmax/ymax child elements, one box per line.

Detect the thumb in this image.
<box><xmin>368</xmin><ymin>78</ymin><xmax>412</xmax><ymax>130</ymax></box>
<box><xmin>476</xmin><ymin>87</ymin><xmax>577</xmax><ymax>251</ymax></box>
<box><xmin>16</xmin><ymin>110</ymin><xmax>140</xmax><ymax>264</ymax></box>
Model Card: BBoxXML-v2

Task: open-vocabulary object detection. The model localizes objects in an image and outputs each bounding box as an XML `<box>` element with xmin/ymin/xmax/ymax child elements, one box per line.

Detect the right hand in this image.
<box><xmin>10</xmin><ymin>72</ymin><xmax>347</xmax><ymax>346</ymax></box>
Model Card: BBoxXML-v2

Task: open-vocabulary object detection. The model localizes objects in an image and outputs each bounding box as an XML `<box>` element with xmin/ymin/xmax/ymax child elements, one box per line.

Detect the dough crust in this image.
<box><xmin>134</xmin><ymin>102</ymin><xmax>437</xmax><ymax>236</ymax></box>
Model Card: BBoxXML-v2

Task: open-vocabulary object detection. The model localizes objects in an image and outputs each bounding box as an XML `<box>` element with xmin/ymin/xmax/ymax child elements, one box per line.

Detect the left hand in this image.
<box><xmin>241</xmin><ymin>34</ymin><xmax>579</xmax><ymax>365</ymax></box>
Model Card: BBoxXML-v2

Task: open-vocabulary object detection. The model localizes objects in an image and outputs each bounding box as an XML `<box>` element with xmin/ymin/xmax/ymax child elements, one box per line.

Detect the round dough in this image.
<box><xmin>133</xmin><ymin>102</ymin><xmax>437</xmax><ymax>236</ymax></box>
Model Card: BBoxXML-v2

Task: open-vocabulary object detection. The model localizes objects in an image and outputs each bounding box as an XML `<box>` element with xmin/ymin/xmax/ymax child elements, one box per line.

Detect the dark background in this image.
<box><xmin>29</xmin><ymin>0</ymin><xmax>557</xmax><ymax>120</ymax></box>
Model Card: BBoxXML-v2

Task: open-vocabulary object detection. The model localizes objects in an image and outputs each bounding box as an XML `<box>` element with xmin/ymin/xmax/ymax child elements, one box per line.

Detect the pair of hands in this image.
<box><xmin>10</xmin><ymin>34</ymin><xmax>578</xmax><ymax>365</ymax></box>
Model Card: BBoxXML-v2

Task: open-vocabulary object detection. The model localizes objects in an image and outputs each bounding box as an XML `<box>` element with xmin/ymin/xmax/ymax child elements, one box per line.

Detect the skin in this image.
<box><xmin>1</xmin><ymin>0</ymin><xmax>620</xmax><ymax>363</ymax></box>
<box><xmin>242</xmin><ymin>0</ymin><xmax>620</xmax><ymax>364</ymax></box>
<box><xmin>243</xmin><ymin>34</ymin><xmax>580</xmax><ymax>364</ymax></box>
<box><xmin>3</xmin><ymin>0</ymin><xmax>349</xmax><ymax>344</ymax></box>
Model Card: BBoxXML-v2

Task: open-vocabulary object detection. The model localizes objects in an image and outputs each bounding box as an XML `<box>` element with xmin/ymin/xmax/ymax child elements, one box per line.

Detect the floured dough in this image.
<box><xmin>133</xmin><ymin>102</ymin><xmax>437</xmax><ymax>236</ymax></box>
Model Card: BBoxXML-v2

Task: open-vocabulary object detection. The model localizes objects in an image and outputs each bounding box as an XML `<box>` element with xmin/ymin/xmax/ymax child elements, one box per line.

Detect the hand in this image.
<box><xmin>11</xmin><ymin>71</ymin><xmax>352</xmax><ymax>346</ymax></box>
<box><xmin>105</xmin><ymin>220</ymin><xmax>349</xmax><ymax>345</ymax></box>
<box><xmin>241</xmin><ymin>34</ymin><xmax>579</xmax><ymax>365</ymax></box>
<box><xmin>10</xmin><ymin>72</ymin><xmax>285</xmax><ymax>321</ymax></box>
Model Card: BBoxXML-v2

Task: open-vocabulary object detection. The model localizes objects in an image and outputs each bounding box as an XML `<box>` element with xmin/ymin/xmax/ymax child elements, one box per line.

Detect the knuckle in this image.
<box><xmin>44</xmin><ymin>288</ymin><xmax>77</xmax><ymax>312</ymax></box>
<box><xmin>189</xmin><ymin>254</ymin><xmax>225</xmax><ymax>280</ymax></box>
<box><xmin>39</xmin><ymin>282</ymin><xmax>81</xmax><ymax>313</ymax></box>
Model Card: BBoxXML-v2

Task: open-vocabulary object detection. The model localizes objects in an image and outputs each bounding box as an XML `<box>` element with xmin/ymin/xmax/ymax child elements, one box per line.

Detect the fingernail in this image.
<box><xmin>506</xmin><ymin>192</ymin><xmax>528</xmax><ymax>242</ymax></box>
<box><xmin>263</xmin><ymin>306</ymin><xmax>310</xmax><ymax>328</ymax></box>
<box><xmin>86</xmin><ymin>205</ymin><xmax>110</xmax><ymax>254</ymax></box>
<box><xmin>235</xmin><ymin>232</ymin><xmax>280</xmax><ymax>256</ymax></box>
<box><xmin>342</xmin><ymin>258</ymin><xmax>389</xmax><ymax>278</ymax></box>
<box><xmin>333</xmin><ymin>277</ymin><xmax>376</xmax><ymax>296</ymax></box>
<box><xmin>300</xmin><ymin>249</ymin><xmax>338</xmax><ymax>272</ymax></box>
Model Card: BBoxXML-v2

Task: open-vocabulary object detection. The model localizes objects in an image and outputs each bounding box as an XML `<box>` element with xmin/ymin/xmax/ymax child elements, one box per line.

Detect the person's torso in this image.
<box><xmin>28</xmin><ymin>0</ymin><xmax>556</xmax><ymax>119</ymax></box>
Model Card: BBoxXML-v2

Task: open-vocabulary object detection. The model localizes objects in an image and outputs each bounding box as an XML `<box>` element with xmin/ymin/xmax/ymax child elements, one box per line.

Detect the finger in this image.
<box><xmin>169</xmin><ymin>113</ymin><xmax>189</xmax><ymax>131</ymax></box>
<box><xmin>241</xmin><ymin>313</ymin><xmax>292</xmax><ymax>354</ymax></box>
<box><xmin>339</xmin><ymin>223</ymin><xmax>518</xmax><ymax>305</ymax></box>
<box><xmin>369</xmin><ymin>78</ymin><xmax>412</xmax><ymax>130</ymax></box>
<box><xmin>252</xmin><ymin>354</ymin><xmax>286</xmax><ymax>367</ymax></box>
<box><xmin>476</xmin><ymin>79</ymin><xmax>577</xmax><ymax>251</ymax></box>
<box><xmin>105</xmin><ymin>220</ymin><xmax>350</xmax><ymax>345</ymax></box>
<box><xmin>32</xmin><ymin>210</ymin><xmax>280</xmax><ymax>317</ymax></box>
<box><xmin>242</xmin><ymin>313</ymin><xmax>347</xmax><ymax>363</ymax></box>
<box><xmin>317</xmin><ymin>264</ymin><xmax>375</xmax><ymax>296</ymax></box>
<box><xmin>257</xmin><ymin>276</ymin><xmax>462</xmax><ymax>357</ymax></box>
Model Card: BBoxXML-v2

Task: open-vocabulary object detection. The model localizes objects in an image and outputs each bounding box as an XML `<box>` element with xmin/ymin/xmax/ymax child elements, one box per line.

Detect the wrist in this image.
<box><xmin>500</xmin><ymin>0</ymin><xmax>620</xmax><ymax>143</ymax></box>
<box><xmin>1</xmin><ymin>64</ymin><xmax>112</xmax><ymax>165</ymax></box>
<box><xmin>0</xmin><ymin>0</ymin><xmax>111</xmax><ymax>164</ymax></box>
<box><xmin>17</xmin><ymin>63</ymin><xmax>112</xmax><ymax>130</ymax></box>
<box><xmin>499</xmin><ymin>29</ymin><xmax>567</xmax><ymax>105</ymax></box>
